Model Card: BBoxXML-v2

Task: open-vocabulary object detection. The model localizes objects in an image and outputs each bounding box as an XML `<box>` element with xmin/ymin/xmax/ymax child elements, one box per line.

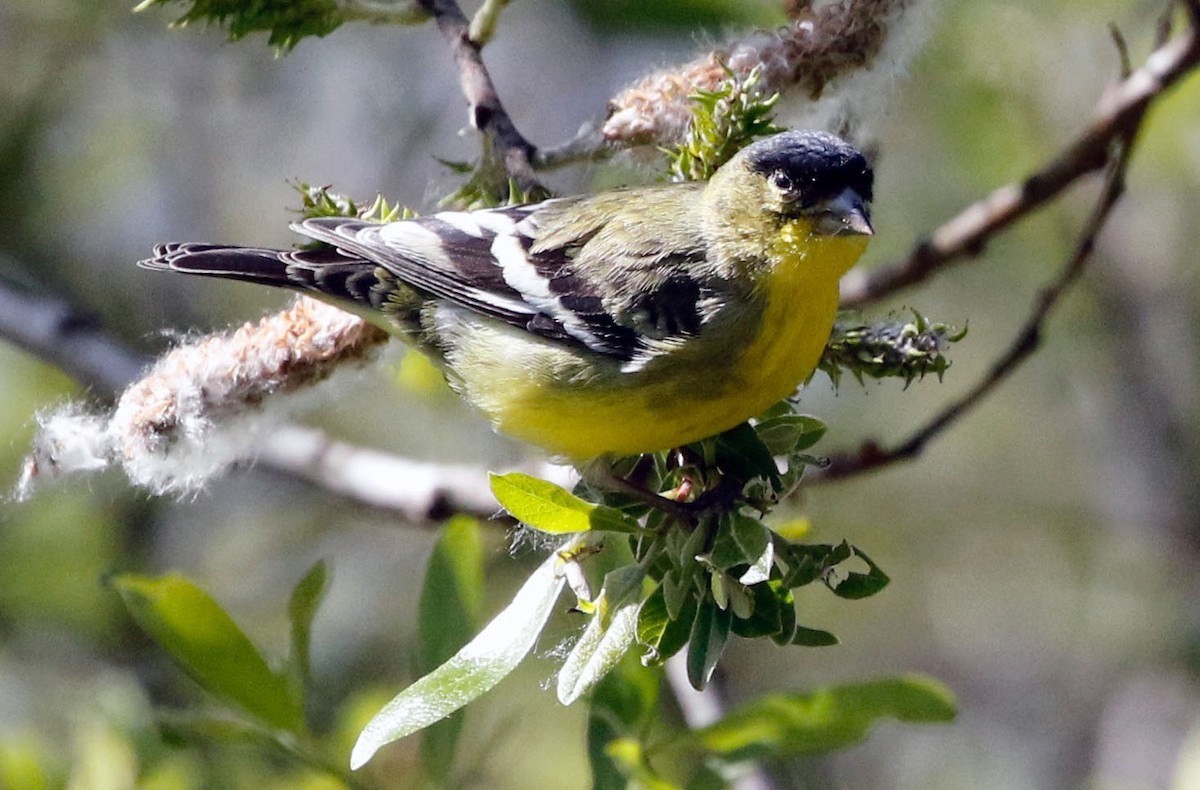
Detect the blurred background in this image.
<box><xmin>1</xmin><ymin>0</ymin><xmax>1199</xmax><ymax>787</ymax></box>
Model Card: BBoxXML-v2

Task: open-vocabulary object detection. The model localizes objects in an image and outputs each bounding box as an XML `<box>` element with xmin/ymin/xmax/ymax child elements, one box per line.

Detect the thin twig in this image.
<box><xmin>415</xmin><ymin>0</ymin><xmax>544</xmax><ymax>197</ymax></box>
<box><xmin>815</xmin><ymin>5</ymin><xmax>1200</xmax><ymax>480</ymax></box>
<box><xmin>258</xmin><ymin>425</ymin><xmax>574</xmax><ymax>521</ymax></box>
<box><xmin>839</xmin><ymin>9</ymin><xmax>1200</xmax><ymax>307</ymax></box>
<box><xmin>816</xmin><ymin>121</ymin><xmax>1140</xmax><ymax>481</ymax></box>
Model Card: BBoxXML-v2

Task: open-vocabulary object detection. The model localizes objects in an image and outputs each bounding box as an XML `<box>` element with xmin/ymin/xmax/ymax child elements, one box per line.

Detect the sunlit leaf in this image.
<box><xmin>112</xmin><ymin>574</ymin><xmax>303</xmax><ymax>733</ymax></box>
<box><xmin>350</xmin><ymin>548</ymin><xmax>567</xmax><ymax>769</ymax></box>
<box><xmin>490</xmin><ymin>472</ymin><xmax>640</xmax><ymax>534</ymax></box>
<box><xmin>558</xmin><ymin>601</ymin><xmax>640</xmax><ymax>705</ymax></box>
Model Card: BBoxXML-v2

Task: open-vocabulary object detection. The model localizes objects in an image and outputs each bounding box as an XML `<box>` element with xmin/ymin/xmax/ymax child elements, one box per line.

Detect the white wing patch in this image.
<box><xmin>373</xmin><ymin>222</ymin><xmax>457</xmax><ymax>268</ymax></box>
<box><xmin>433</xmin><ymin>211</ymin><xmax>488</xmax><ymax>238</ymax></box>
<box><xmin>359</xmin><ymin>221</ymin><xmax>537</xmax><ymax>320</ymax></box>
<box><xmin>491</xmin><ymin>215</ymin><xmax>608</xmax><ymax>352</ymax></box>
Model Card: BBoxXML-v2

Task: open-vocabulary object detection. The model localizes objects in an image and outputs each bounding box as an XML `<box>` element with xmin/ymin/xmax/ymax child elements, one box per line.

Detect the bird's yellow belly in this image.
<box><xmin>449</xmin><ymin>231</ymin><xmax>865</xmax><ymax>460</ymax></box>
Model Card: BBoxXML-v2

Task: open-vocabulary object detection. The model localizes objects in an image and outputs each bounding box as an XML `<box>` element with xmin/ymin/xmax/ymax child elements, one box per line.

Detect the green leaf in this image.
<box><xmin>135</xmin><ymin>0</ymin><xmax>429</xmax><ymax>52</ymax></box>
<box><xmin>490</xmin><ymin>472</ymin><xmax>640</xmax><ymax>535</ymax></box>
<box><xmin>731</xmin><ymin>580</ymin><xmax>788</xmax><ymax>640</ymax></box>
<box><xmin>418</xmin><ymin>516</ymin><xmax>484</xmax><ymax>782</ymax></box>
<box><xmin>350</xmin><ymin>547</ymin><xmax>567</xmax><ymax>769</ymax></box>
<box><xmin>637</xmin><ymin>585</ymin><xmax>697</xmax><ymax>665</ymax></box>
<box><xmin>686</xmin><ymin>598</ymin><xmax>731</xmax><ymax>690</ymax></box>
<box><xmin>418</xmin><ymin>517</ymin><xmax>484</xmax><ymax>671</ymax></box>
<box><xmin>709</xmin><ymin>512</ymin><xmax>770</xmax><ymax>573</ymax></box>
<box><xmin>288</xmin><ymin>559</ymin><xmax>328</xmax><ymax>692</ymax></box>
<box><xmin>825</xmin><ymin>545</ymin><xmax>890</xmax><ymax>600</ymax></box>
<box><xmin>112</xmin><ymin>573</ymin><xmax>303</xmax><ymax>733</ymax></box>
<box><xmin>754</xmin><ymin>415</ymin><xmax>827</xmax><ymax>455</ymax></box>
<box><xmin>558</xmin><ymin>601</ymin><xmax>640</xmax><ymax>705</ymax></box>
<box><xmin>790</xmin><ymin>626</ymin><xmax>839</xmax><ymax>647</ymax></box>
<box><xmin>713</xmin><ymin>423</ymin><xmax>781</xmax><ymax>488</ymax></box>
<box><xmin>663</xmin><ymin>570</ymin><xmax>689</xmax><ymax>621</ymax></box>
<box><xmin>691</xmin><ymin>675</ymin><xmax>957</xmax><ymax>760</ymax></box>
<box><xmin>770</xmin><ymin>582</ymin><xmax>798</xmax><ymax>646</ymax></box>
<box><xmin>600</xmin><ymin>564</ymin><xmax>648</xmax><ymax>614</ymax></box>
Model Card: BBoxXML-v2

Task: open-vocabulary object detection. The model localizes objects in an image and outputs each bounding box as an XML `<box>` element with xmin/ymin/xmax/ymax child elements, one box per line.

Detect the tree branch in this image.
<box><xmin>0</xmin><ymin>274</ymin><xmax>562</xmax><ymax>521</ymax></box>
<box><xmin>816</xmin><ymin>106</ymin><xmax>1141</xmax><ymax>482</ymax></box>
<box><xmin>839</xmin><ymin>6</ymin><xmax>1200</xmax><ymax>307</ymax></box>
<box><xmin>415</xmin><ymin>0</ymin><xmax>545</xmax><ymax>197</ymax></box>
<box><xmin>814</xmin><ymin>5</ymin><xmax>1200</xmax><ymax>481</ymax></box>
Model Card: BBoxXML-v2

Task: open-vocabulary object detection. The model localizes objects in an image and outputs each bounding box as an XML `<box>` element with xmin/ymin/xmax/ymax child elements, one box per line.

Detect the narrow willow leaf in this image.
<box><xmin>418</xmin><ymin>517</ymin><xmax>484</xmax><ymax>782</ymax></box>
<box><xmin>663</xmin><ymin>570</ymin><xmax>688</xmax><ymax>621</ymax></box>
<box><xmin>637</xmin><ymin>585</ymin><xmax>697</xmax><ymax>666</ymax></box>
<box><xmin>112</xmin><ymin>574</ymin><xmax>303</xmax><ymax>733</ymax></box>
<box><xmin>692</xmin><ymin>675</ymin><xmax>957</xmax><ymax>760</ymax></box>
<box><xmin>686</xmin><ymin>598</ymin><xmax>731</xmax><ymax>690</ymax></box>
<box><xmin>350</xmin><ymin>548</ymin><xmax>567</xmax><ymax>770</ymax></box>
<box><xmin>418</xmin><ymin>517</ymin><xmax>483</xmax><ymax>671</ymax></box>
<box><xmin>558</xmin><ymin>602</ymin><xmax>639</xmax><ymax>705</ymax></box>
<box><xmin>288</xmin><ymin>559</ymin><xmax>329</xmax><ymax>690</ymax></box>
<box><xmin>490</xmin><ymin>472</ymin><xmax>639</xmax><ymax>534</ymax></box>
<box><xmin>636</xmin><ymin>584</ymin><xmax>670</xmax><ymax>652</ymax></box>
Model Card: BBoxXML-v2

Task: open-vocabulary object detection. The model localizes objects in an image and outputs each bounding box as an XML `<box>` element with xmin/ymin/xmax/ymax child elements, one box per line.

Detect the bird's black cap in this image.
<box><xmin>744</xmin><ymin>130</ymin><xmax>874</xmax><ymax>208</ymax></box>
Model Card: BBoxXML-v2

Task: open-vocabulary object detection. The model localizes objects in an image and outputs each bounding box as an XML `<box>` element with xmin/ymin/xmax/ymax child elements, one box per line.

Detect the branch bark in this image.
<box><xmin>814</xmin><ymin>5</ymin><xmax>1200</xmax><ymax>481</ymax></box>
<box><xmin>415</xmin><ymin>0</ymin><xmax>544</xmax><ymax>197</ymax></box>
<box><xmin>839</xmin><ymin>4</ymin><xmax>1200</xmax><ymax>307</ymax></box>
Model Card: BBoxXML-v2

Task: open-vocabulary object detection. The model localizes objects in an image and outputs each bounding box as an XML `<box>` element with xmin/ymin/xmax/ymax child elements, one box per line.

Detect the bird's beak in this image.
<box><xmin>815</xmin><ymin>188</ymin><xmax>874</xmax><ymax>237</ymax></box>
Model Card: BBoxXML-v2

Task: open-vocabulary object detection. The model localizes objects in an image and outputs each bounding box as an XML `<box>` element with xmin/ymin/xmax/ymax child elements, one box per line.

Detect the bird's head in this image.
<box><xmin>718</xmin><ymin>129</ymin><xmax>875</xmax><ymax>239</ymax></box>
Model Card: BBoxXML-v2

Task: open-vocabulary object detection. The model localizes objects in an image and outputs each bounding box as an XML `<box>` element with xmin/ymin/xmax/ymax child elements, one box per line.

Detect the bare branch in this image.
<box><xmin>840</xmin><ymin>13</ymin><xmax>1200</xmax><ymax>307</ymax></box>
<box><xmin>809</xmin><ymin>8</ymin><xmax>1200</xmax><ymax>482</ymax></box>
<box><xmin>416</xmin><ymin>0</ymin><xmax>545</xmax><ymax>197</ymax></box>
<box><xmin>816</xmin><ymin>112</ymin><xmax>1141</xmax><ymax>482</ymax></box>
<box><xmin>258</xmin><ymin>424</ymin><xmax>574</xmax><ymax>521</ymax></box>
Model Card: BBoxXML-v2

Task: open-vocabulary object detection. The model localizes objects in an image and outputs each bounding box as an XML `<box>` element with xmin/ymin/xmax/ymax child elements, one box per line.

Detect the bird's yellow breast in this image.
<box><xmin>446</xmin><ymin>223</ymin><xmax>867</xmax><ymax>460</ymax></box>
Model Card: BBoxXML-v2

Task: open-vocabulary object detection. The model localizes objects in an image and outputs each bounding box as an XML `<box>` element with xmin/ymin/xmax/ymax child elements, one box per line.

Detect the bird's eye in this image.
<box><xmin>770</xmin><ymin>170</ymin><xmax>795</xmax><ymax>195</ymax></box>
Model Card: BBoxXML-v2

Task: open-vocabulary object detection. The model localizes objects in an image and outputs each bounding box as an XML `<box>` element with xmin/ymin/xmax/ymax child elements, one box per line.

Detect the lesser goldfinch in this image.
<box><xmin>141</xmin><ymin>129</ymin><xmax>873</xmax><ymax>460</ymax></box>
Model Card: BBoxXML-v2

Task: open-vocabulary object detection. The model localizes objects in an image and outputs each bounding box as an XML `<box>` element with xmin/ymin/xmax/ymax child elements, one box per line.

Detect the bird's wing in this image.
<box><xmin>294</xmin><ymin>185</ymin><xmax>714</xmax><ymax>361</ymax></box>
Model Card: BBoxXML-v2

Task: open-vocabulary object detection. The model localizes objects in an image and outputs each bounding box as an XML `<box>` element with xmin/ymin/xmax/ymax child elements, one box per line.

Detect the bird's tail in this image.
<box><xmin>139</xmin><ymin>243</ymin><xmax>387</xmax><ymax>309</ymax></box>
<box><xmin>139</xmin><ymin>243</ymin><xmax>308</xmax><ymax>287</ymax></box>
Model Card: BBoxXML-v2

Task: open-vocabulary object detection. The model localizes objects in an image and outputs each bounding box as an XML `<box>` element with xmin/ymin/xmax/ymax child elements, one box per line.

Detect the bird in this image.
<box><xmin>140</xmin><ymin>129</ymin><xmax>874</xmax><ymax>461</ymax></box>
